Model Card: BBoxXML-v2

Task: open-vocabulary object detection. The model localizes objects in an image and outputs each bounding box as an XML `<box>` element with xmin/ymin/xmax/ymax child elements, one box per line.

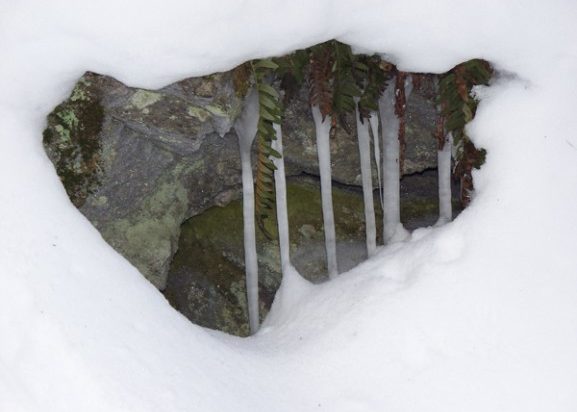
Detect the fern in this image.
<box><xmin>331</xmin><ymin>41</ymin><xmax>361</xmax><ymax>134</ymax></box>
<box><xmin>251</xmin><ymin>59</ymin><xmax>283</xmax><ymax>237</ymax></box>
<box><xmin>394</xmin><ymin>70</ymin><xmax>409</xmax><ymax>173</ymax></box>
<box><xmin>308</xmin><ymin>41</ymin><xmax>334</xmax><ymax>121</ymax></box>
<box><xmin>439</xmin><ymin>59</ymin><xmax>492</xmax><ymax>205</ymax></box>
<box><xmin>355</xmin><ymin>55</ymin><xmax>390</xmax><ymax>123</ymax></box>
<box><xmin>275</xmin><ymin>49</ymin><xmax>309</xmax><ymax>103</ymax></box>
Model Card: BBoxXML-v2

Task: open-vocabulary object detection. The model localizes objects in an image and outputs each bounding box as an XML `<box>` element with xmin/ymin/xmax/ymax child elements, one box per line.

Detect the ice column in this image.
<box><xmin>312</xmin><ymin>105</ymin><xmax>338</xmax><ymax>278</ymax></box>
<box><xmin>272</xmin><ymin>123</ymin><xmax>291</xmax><ymax>272</ymax></box>
<box><xmin>378</xmin><ymin>77</ymin><xmax>411</xmax><ymax>243</ymax></box>
<box><xmin>436</xmin><ymin>132</ymin><xmax>453</xmax><ymax>225</ymax></box>
<box><xmin>355</xmin><ymin>100</ymin><xmax>377</xmax><ymax>257</ymax></box>
<box><xmin>234</xmin><ymin>90</ymin><xmax>260</xmax><ymax>334</ymax></box>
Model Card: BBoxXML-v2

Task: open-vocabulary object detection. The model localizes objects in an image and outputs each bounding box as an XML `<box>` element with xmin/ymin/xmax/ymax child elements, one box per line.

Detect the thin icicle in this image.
<box><xmin>234</xmin><ymin>89</ymin><xmax>260</xmax><ymax>335</ymax></box>
<box><xmin>271</xmin><ymin>123</ymin><xmax>291</xmax><ymax>272</ymax></box>
<box><xmin>369</xmin><ymin>111</ymin><xmax>383</xmax><ymax>211</ymax></box>
<box><xmin>378</xmin><ymin>76</ymin><xmax>412</xmax><ymax>244</ymax></box>
<box><xmin>355</xmin><ymin>100</ymin><xmax>377</xmax><ymax>257</ymax></box>
<box><xmin>311</xmin><ymin>105</ymin><xmax>338</xmax><ymax>279</ymax></box>
<box><xmin>436</xmin><ymin>132</ymin><xmax>453</xmax><ymax>226</ymax></box>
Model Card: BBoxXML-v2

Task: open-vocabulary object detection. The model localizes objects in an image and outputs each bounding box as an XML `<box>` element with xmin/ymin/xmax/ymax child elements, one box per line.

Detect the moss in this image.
<box><xmin>164</xmin><ymin>179</ymin><xmax>372</xmax><ymax>336</ymax></box>
<box><xmin>401</xmin><ymin>198</ymin><xmax>439</xmax><ymax>221</ymax></box>
<box><xmin>43</xmin><ymin>74</ymin><xmax>105</xmax><ymax>208</ymax></box>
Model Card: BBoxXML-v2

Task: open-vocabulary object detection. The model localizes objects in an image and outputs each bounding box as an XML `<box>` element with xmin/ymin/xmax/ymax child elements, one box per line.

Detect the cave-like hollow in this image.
<box><xmin>42</xmin><ymin>47</ymin><xmax>490</xmax><ymax>337</ymax></box>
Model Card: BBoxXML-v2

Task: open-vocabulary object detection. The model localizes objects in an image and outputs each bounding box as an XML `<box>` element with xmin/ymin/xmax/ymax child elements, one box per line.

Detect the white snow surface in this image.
<box><xmin>1</xmin><ymin>1</ymin><xmax>577</xmax><ymax>411</ymax></box>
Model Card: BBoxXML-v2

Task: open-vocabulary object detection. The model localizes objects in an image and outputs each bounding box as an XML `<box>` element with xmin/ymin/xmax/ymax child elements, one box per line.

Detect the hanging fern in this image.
<box><xmin>439</xmin><ymin>59</ymin><xmax>492</xmax><ymax>205</ymax></box>
<box><xmin>308</xmin><ymin>40</ymin><xmax>367</xmax><ymax>138</ymax></box>
<box><xmin>232</xmin><ymin>62</ymin><xmax>253</xmax><ymax>99</ymax></box>
<box><xmin>251</xmin><ymin>59</ymin><xmax>283</xmax><ymax>237</ymax></box>
<box><xmin>355</xmin><ymin>54</ymin><xmax>390</xmax><ymax>123</ymax></box>
<box><xmin>308</xmin><ymin>41</ymin><xmax>335</xmax><ymax>121</ymax></box>
<box><xmin>331</xmin><ymin>41</ymin><xmax>361</xmax><ymax>135</ymax></box>
<box><xmin>275</xmin><ymin>49</ymin><xmax>309</xmax><ymax>104</ymax></box>
<box><xmin>394</xmin><ymin>70</ymin><xmax>409</xmax><ymax>173</ymax></box>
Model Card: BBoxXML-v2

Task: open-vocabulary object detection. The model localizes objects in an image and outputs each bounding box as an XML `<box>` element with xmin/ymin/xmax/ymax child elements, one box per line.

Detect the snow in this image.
<box><xmin>1</xmin><ymin>1</ymin><xmax>577</xmax><ymax>411</ymax></box>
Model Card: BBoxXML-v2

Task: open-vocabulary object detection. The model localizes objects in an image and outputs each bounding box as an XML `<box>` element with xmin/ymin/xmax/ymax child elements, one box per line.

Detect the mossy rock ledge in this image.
<box><xmin>43</xmin><ymin>70</ymin><xmax>439</xmax><ymax>294</ymax></box>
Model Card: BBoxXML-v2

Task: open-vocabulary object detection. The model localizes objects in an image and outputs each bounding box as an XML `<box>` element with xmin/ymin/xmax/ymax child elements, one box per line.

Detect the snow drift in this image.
<box><xmin>1</xmin><ymin>1</ymin><xmax>577</xmax><ymax>411</ymax></box>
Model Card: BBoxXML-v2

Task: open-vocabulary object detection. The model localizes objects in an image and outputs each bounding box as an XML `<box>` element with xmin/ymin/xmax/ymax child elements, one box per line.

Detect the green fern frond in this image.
<box><xmin>355</xmin><ymin>55</ymin><xmax>391</xmax><ymax>122</ymax></box>
<box><xmin>251</xmin><ymin>59</ymin><xmax>283</xmax><ymax>238</ymax></box>
<box><xmin>275</xmin><ymin>49</ymin><xmax>309</xmax><ymax>103</ymax></box>
<box><xmin>439</xmin><ymin>59</ymin><xmax>492</xmax><ymax>205</ymax></box>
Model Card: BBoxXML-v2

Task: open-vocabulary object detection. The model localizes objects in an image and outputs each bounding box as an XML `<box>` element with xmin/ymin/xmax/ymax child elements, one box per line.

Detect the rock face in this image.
<box><xmin>43</xmin><ymin>70</ymin><xmax>438</xmax><ymax>290</ymax></box>
<box><xmin>164</xmin><ymin>173</ymin><xmax>453</xmax><ymax>336</ymax></box>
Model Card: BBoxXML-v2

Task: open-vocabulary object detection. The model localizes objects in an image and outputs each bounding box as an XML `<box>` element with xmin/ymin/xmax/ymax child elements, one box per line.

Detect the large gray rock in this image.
<box><xmin>43</xmin><ymin>70</ymin><xmax>438</xmax><ymax>290</ymax></box>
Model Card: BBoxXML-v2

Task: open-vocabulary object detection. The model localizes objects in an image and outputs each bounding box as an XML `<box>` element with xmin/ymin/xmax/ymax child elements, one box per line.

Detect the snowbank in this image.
<box><xmin>1</xmin><ymin>1</ymin><xmax>576</xmax><ymax>411</ymax></box>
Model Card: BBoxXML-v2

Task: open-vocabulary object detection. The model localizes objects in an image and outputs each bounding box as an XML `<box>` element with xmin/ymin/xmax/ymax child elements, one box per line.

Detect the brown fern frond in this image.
<box><xmin>232</xmin><ymin>62</ymin><xmax>253</xmax><ymax>98</ymax></box>
<box><xmin>394</xmin><ymin>71</ymin><xmax>408</xmax><ymax>173</ymax></box>
<box><xmin>309</xmin><ymin>42</ymin><xmax>334</xmax><ymax>120</ymax></box>
<box><xmin>435</xmin><ymin>113</ymin><xmax>446</xmax><ymax>151</ymax></box>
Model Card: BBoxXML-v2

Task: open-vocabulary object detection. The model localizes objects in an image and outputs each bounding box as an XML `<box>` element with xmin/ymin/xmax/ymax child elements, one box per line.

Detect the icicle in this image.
<box><xmin>233</xmin><ymin>89</ymin><xmax>260</xmax><ymax>334</ymax></box>
<box><xmin>271</xmin><ymin>123</ymin><xmax>291</xmax><ymax>272</ymax></box>
<box><xmin>436</xmin><ymin>132</ymin><xmax>453</xmax><ymax>226</ymax></box>
<box><xmin>369</xmin><ymin>111</ymin><xmax>383</xmax><ymax>211</ymax></box>
<box><xmin>354</xmin><ymin>100</ymin><xmax>377</xmax><ymax>258</ymax></box>
<box><xmin>311</xmin><ymin>105</ymin><xmax>338</xmax><ymax>279</ymax></box>
<box><xmin>378</xmin><ymin>76</ymin><xmax>411</xmax><ymax>244</ymax></box>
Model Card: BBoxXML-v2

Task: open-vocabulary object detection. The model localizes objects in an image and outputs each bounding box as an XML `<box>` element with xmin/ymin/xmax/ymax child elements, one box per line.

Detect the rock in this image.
<box><xmin>282</xmin><ymin>87</ymin><xmax>438</xmax><ymax>185</ymax></box>
<box><xmin>163</xmin><ymin>173</ymin><xmax>454</xmax><ymax>336</ymax></box>
<box><xmin>44</xmin><ymin>72</ymin><xmax>245</xmax><ymax>289</ymax></box>
<box><xmin>43</xmin><ymin>70</ymin><xmax>438</xmax><ymax>290</ymax></box>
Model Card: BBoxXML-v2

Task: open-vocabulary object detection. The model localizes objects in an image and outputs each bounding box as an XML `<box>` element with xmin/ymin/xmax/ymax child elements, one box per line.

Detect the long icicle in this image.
<box><xmin>378</xmin><ymin>74</ymin><xmax>411</xmax><ymax>244</ymax></box>
<box><xmin>355</xmin><ymin>99</ymin><xmax>377</xmax><ymax>257</ymax></box>
<box><xmin>436</xmin><ymin>132</ymin><xmax>453</xmax><ymax>225</ymax></box>
<box><xmin>369</xmin><ymin>111</ymin><xmax>383</xmax><ymax>211</ymax></box>
<box><xmin>312</xmin><ymin>105</ymin><xmax>338</xmax><ymax>279</ymax></box>
<box><xmin>234</xmin><ymin>89</ymin><xmax>260</xmax><ymax>334</ymax></box>
<box><xmin>272</xmin><ymin>123</ymin><xmax>290</xmax><ymax>271</ymax></box>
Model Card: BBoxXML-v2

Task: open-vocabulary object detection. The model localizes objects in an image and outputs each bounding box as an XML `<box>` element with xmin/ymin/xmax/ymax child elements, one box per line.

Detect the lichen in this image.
<box><xmin>130</xmin><ymin>90</ymin><xmax>162</xmax><ymax>110</ymax></box>
<box><xmin>43</xmin><ymin>73</ymin><xmax>104</xmax><ymax>208</ymax></box>
<box><xmin>187</xmin><ymin>106</ymin><xmax>211</xmax><ymax>122</ymax></box>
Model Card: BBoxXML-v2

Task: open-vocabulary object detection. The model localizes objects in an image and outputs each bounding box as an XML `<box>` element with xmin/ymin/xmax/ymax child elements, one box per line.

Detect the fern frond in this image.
<box><xmin>251</xmin><ymin>59</ymin><xmax>283</xmax><ymax>238</ymax></box>
<box><xmin>275</xmin><ymin>49</ymin><xmax>309</xmax><ymax>103</ymax></box>
<box><xmin>332</xmin><ymin>42</ymin><xmax>361</xmax><ymax>117</ymax></box>
<box><xmin>395</xmin><ymin>71</ymin><xmax>408</xmax><ymax>173</ymax></box>
<box><xmin>438</xmin><ymin>59</ymin><xmax>492</xmax><ymax>205</ymax></box>
<box><xmin>355</xmin><ymin>55</ymin><xmax>391</xmax><ymax>123</ymax></box>
<box><xmin>308</xmin><ymin>42</ymin><xmax>334</xmax><ymax>121</ymax></box>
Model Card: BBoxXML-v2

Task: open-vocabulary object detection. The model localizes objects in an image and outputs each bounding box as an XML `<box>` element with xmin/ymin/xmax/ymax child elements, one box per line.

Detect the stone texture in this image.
<box><xmin>43</xmin><ymin>70</ymin><xmax>438</xmax><ymax>290</ymax></box>
<box><xmin>164</xmin><ymin>173</ymin><xmax>457</xmax><ymax>336</ymax></box>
